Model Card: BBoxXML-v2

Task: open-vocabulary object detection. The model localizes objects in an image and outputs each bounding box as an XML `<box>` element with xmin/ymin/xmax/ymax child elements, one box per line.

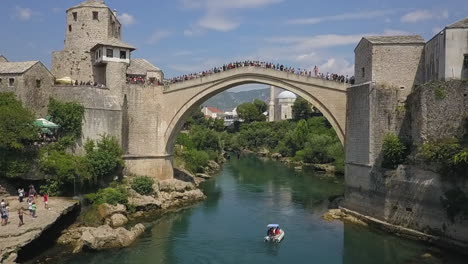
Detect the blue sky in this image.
<box><xmin>1</xmin><ymin>0</ymin><xmax>467</xmax><ymax>91</ymax></box>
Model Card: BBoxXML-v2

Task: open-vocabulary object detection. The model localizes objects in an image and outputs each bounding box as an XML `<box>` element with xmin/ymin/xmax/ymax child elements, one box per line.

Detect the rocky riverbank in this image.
<box><xmin>0</xmin><ymin>197</ymin><xmax>80</xmax><ymax>264</ymax></box>
<box><xmin>56</xmin><ymin>177</ymin><xmax>207</xmax><ymax>254</ymax></box>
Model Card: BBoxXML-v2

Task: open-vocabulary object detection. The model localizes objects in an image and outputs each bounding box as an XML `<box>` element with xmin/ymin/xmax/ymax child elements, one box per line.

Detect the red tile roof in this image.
<box><xmin>206</xmin><ymin>107</ymin><xmax>222</xmax><ymax>113</ymax></box>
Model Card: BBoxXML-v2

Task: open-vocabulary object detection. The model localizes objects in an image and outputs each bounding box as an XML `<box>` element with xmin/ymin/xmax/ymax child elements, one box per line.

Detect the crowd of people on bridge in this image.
<box><xmin>165</xmin><ymin>60</ymin><xmax>355</xmax><ymax>85</ymax></box>
<box><xmin>126</xmin><ymin>76</ymin><xmax>163</xmax><ymax>86</ymax></box>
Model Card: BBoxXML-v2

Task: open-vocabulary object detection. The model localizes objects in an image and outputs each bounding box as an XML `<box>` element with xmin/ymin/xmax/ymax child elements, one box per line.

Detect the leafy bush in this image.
<box><xmin>48</xmin><ymin>98</ymin><xmax>85</xmax><ymax>139</ymax></box>
<box><xmin>0</xmin><ymin>92</ymin><xmax>38</xmax><ymax>150</ymax></box>
<box><xmin>131</xmin><ymin>176</ymin><xmax>155</xmax><ymax>195</ymax></box>
<box><xmin>39</xmin><ymin>179</ymin><xmax>62</xmax><ymax>196</ymax></box>
<box><xmin>183</xmin><ymin>149</ymin><xmax>209</xmax><ymax>173</ymax></box>
<box><xmin>382</xmin><ymin>133</ymin><xmax>407</xmax><ymax>169</ymax></box>
<box><xmin>39</xmin><ymin>150</ymin><xmax>90</xmax><ymax>195</ymax></box>
<box><xmin>85</xmin><ymin>135</ymin><xmax>124</xmax><ymax>184</ymax></box>
<box><xmin>0</xmin><ymin>93</ymin><xmax>39</xmax><ymax>178</ymax></box>
<box><xmin>417</xmin><ymin>139</ymin><xmax>467</xmax><ymax>178</ymax></box>
<box><xmin>85</xmin><ymin>185</ymin><xmax>128</xmax><ymax>205</ymax></box>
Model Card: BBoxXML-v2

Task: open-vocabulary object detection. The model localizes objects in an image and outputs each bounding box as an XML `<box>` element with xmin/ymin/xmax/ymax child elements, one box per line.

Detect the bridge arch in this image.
<box><xmin>162</xmin><ymin>68</ymin><xmax>349</xmax><ymax>155</ymax></box>
<box><xmin>123</xmin><ymin>67</ymin><xmax>349</xmax><ymax>180</ymax></box>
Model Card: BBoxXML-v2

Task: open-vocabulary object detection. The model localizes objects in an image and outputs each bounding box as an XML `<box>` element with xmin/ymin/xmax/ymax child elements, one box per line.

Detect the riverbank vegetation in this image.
<box><xmin>0</xmin><ymin>92</ymin><xmax>124</xmax><ymax>196</ymax></box>
<box><xmin>175</xmin><ymin>97</ymin><xmax>344</xmax><ymax>174</ymax></box>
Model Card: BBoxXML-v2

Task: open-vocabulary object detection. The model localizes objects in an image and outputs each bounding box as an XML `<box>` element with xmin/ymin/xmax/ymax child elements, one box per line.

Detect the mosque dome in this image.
<box><xmin>277</xmin><ymin>91</ymin><xmax>297</xmax><ymax>99</ymax></box>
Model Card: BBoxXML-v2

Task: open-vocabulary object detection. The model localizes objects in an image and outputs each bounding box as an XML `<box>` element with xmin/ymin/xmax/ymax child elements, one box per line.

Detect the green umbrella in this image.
<box><xmin>34</xmin><ymin>118</ymin><xmax>60</xmax><ymax>129</ymax></box>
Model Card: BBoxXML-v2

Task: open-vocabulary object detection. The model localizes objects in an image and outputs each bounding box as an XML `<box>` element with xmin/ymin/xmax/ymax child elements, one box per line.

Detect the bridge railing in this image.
<box><xmin>163</xmin><ymin>66</ymin><xmax>352</xmax><ymax>92</ymax></box>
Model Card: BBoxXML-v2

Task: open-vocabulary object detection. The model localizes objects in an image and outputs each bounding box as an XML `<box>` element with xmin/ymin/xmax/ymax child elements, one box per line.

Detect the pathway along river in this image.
<box><xmin>38</xmin><ymin>155</ymin><xmax>464</xmax><ymax>264</ymax></box>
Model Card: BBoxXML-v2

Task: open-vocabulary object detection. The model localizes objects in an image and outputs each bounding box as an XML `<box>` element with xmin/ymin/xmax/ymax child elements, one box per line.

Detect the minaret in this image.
<box><xmin>268</xmin><ymin>85</ymin><xmax>275</xmax><ymax>122</ymax></box>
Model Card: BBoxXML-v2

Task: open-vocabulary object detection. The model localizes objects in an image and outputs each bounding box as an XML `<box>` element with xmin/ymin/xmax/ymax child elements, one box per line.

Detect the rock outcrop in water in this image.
<box><xmin>59</xmin><ymin>223</ymin><xmax>145</xmax><ymax>252</ymax></box>
<box><xmin>128</xmin><ymin>178</ymin><xmax>206</xmax><ymax>211</ymax></box>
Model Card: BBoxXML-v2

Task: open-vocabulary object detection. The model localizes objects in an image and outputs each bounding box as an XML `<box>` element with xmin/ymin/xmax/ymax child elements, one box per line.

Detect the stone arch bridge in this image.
<box><xmin>122</xmin><ymin>66</ymin><xmax>350</xmax><ymax>179</ymax></box>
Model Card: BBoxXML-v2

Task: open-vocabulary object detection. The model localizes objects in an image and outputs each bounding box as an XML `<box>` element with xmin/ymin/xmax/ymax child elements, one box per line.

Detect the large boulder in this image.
<box><xmin>158</xmin><ymin>179</ymin><xmax>196</xmax><ymax>192</ymax></box>
<box><xmin>127</xmin><ymin>189</ymin><xmax>161</xmax><ymax>210</ymax></box>
<box><xmin>110</xmin><ymin>214</ymin><xmax>128</xmax><ymax>228</ymax></box>
<box><xmin>207</xmin><ymin>160</ymin><xmax>220</xmax><ymax>171</ymax></box>
<box><xmin>80</xmin><ymin>224</ymin><xmax>145</xmax><ymax>251</ymax></box>
<box><xmin>158</xmin><ymin>189</ymin><xmax>206</xmax><ymax>209</ymax></box>
<box><xmin>97</xmin><ymin>203</ymin><xmax>126</xmax><ymax>219</ymax></box>
<box><xmin>173</xmin><ymin>167</ymin><xmax>196</xmax><ymax>184</ymax></box>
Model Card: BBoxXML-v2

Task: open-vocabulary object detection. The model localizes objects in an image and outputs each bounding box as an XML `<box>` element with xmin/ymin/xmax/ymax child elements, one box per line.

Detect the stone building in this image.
<box><xmin>52</xmin><ymin>0</ymin><xmax>135</xmax><ymax>87</ymax></box>
<box><xmin>354</xmin><ymin>35</ymin><xmax>425</xmax><ymax>99</ymax></box>
<box><xmin>424</xmin><ymin>18</ymin><xmax>468</xmax><ymax>82</ymax></box>
<box><xmin>268</xmin><ymin>86</ymin><xmax>297</xmax><ymax>121</ymax></box>
<box><xmin>127</xmin><ymin>58</ymin><xmax>164</xmax><ymax>84</ymax></box>
<box><xmin>0</xmin><ymin>56</ymin><xmax>54</xmax><ymax>116</ymax></box>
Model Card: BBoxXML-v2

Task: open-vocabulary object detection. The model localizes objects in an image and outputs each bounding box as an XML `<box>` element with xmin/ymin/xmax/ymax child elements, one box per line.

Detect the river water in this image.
<box><xmin>42</xmin><ymin>155</ymin><xmax>464</xmax><ymax>264</ymax></box>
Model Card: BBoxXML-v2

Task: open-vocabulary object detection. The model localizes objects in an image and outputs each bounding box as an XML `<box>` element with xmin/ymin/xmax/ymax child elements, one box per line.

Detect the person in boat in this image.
<box><xmin>267</xmin><ymin>227</ymin><xmax>275</xmax><ymax>237</ymax></box>
<box><xmin>275</xmin><ymin>226</ymin><xmax>281</xmax><ymax>235</ymax></box>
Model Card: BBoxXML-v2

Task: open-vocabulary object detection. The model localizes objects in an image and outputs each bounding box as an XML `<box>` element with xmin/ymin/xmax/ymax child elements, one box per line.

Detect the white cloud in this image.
<box><xmin>198</xmin><ymin>13</ymin><xmax>239</xmax><ymax>31</ymax></box>
<box><xmin>117</xmin><ymin>13</ymin><xmax>136</xmax><ymax>26</ymax></box>
<box><xmin>401</xmin><ymin>9</ymin><xmax>449</xmax><ymax>23</ymax></box>
<box><xmin>287</xmin><ymin>9</ymin><xmax>397</xmax><ymax>25</ymax></box>
<box><xmin>318</xmin><ymin>58</ymin><xmax>354</xmax><ymax>76</ymax></box>
<box><xmin>13</xmin><ymin>6</ymin><xmax>33</xmax><ymax>21</ymax></box>
<box><xmin>181</xmin><ymin>0</ymin><xmax>282</xmax><ymax>34</ymax></box>
<box><xmin>147</xmin><ymin>30</ymin><xmax>172</xmax><ymax>44</ymax></box>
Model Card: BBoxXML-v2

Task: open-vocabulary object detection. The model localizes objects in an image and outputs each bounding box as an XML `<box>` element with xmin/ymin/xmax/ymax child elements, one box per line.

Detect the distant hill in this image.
<box><xmin>202</xmin><ymin>88</ymin><xmax>270</xmax><ymax>112</ymax></box>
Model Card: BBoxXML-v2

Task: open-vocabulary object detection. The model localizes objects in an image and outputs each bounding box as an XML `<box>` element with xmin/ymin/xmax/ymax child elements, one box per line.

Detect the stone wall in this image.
<box><xmin>65</xmin><ymin>6</ymin><xmax>118</xmax><ymax>51</ymax></box>
<box><xmin>52</xmin><ymin>50</ymin><xmax>94</xmax><ymax>83</ymax></box>
<box><xmin>0</xmin><ymin>63</ymin><xmax>53</xmax><ymax>117</ymax></box>
<box><xmin>444</xmin><ymin>28</ymin><xmax>468</xmax><ymax>80</ymax></box>
<box><xmin>371</xmin><ymin>44</ymin><xmax>424</xmax><ymax>99</ymax></box>
<box><xmin>354</xmin><ymin>39</ymin><xmax>373</xmax><ymax>84</ymax></box>
<box><xmin>51</xmin><ymin>85</ymin><xmax>122</xmax><ymax>153</ymax></box>
<box><xmin>424</xmin><ymin>33</ymin><xmax>446</xmax><ymax>82</ymax></box>
<box><xmin>345</xmin><ymin>83</ymin><xmax>371</xmax><ymax>165</ymax></box>
<box><xmin>345</xmin><ymin>79</ymin><xmax>468</xmax><ymax>248</ymax></box>
<box><xmin>344</xmin><ymin>165</ymin><xmax>468</xmax><ymax>248</ymax></box>
<box><xmin>408</xmin><ymin>80</ymin><xmax>468</xmax><ymax>145</ymax></box>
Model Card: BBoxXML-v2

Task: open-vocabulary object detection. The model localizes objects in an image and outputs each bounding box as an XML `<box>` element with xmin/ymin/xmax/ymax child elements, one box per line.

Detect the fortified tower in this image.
<box><xmin>52</xmin><ymin>0</ymin><xmax>134</xmax><ymax>89</ymax></box>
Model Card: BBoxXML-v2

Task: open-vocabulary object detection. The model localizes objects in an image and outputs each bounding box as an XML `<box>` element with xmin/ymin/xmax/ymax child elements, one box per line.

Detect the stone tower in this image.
<box><xmin>52</xmin><ymin>0</ymin><xmax>134</xmax><ymax>87</ymax></box>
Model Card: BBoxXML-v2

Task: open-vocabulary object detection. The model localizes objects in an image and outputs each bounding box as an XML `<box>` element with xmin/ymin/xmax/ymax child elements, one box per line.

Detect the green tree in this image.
<box><xmin>0</xmin><ymin>92</ymin><xmax>38</xmax><ymax>150</ymax></box>
<box><xmin>292</xmin><ymin>97</ymin><xmax>313</xmax><ymax>120</ymax></box>
<box><xmin>85</xmin><ymin>135</ymin><xmax>124</xmax><ymax>184</ymax></box>
<box><xmin>237</xmin><ymin>100</ymin><xmax>267</xmax><ymax>123</ymax></box>
<box><xmin>0</xmin><ymin>93</ymin><xmax>39</xmax><ymax>178</ymax></box>
<box><xmin>48</xmin><ymin>98</ymin><xmax>85</xmax><ymax>139</ymax></box>
<box><xmin>184</xmin><ymin>106</ymin><xmax>206</xmax><ymax>129</ymax></box>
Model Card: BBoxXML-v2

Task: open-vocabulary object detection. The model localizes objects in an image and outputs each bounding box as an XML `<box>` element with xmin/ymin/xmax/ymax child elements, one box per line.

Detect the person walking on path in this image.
<box><xmin>31</xmin><ymin>202</ymin><xmax>37</xmax><ymax>218</ymax></box>
<box><xmin>43</xmin><ymin>194</ymin><xmax>49</xmax><ymax>210</ymax></box>
<box><xmin>18</xmin><ymin>188</ymin><xmax>24</xmax><ymax>203</ymax></box>
<box><xmin>1</xmin><ymin>204</ymin><xmax>9</xmax><ymax>226</ymax></box>
<box><xmin>18</xmin><ymin>207</ymin><xmax>24</xmax><ymax>227</ymax></box>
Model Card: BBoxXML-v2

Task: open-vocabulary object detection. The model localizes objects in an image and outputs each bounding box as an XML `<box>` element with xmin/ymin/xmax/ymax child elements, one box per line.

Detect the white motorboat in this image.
<box><xmin>264</xmin><ymin>224</ymin><xmax>285</xmax><ymax>243</ymax></box>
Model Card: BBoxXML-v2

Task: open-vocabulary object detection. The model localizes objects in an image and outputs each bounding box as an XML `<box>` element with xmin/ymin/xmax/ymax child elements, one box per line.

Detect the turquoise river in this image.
<box><xmin>39</xmin><ymin>155</ymin><xmax>465</xmax><ymax>264</ymax></box>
